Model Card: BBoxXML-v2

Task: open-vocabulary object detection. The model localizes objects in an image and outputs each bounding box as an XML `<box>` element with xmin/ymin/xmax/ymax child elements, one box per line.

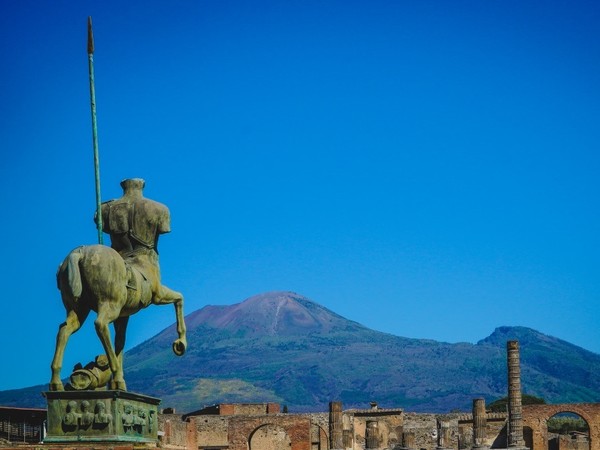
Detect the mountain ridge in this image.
<box><xmin>172</xmin><ymin>291</ymin><xmax>370</xmax><ymax>337</ymax></box>
<box><xmin>1</xmin><ymin>291</ymin><xmax>598</xmax><ymax>412</ymax></box>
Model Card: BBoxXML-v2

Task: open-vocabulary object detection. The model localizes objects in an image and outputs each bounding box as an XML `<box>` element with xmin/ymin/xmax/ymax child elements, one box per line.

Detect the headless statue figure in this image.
<box><xmin>96</xmin><ymin>178</ymin><xmax>171</xmax><ymax>302</ymax></box>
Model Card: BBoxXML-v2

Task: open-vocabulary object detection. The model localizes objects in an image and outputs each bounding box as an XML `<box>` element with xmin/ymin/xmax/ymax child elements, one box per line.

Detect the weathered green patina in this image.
<box><xmin>87</xmin><ymin>16</ymin><xmax>103</xmax><ymax>245</ymax></box>
<box><xmin>44</xmin><ymin>390</ymin><xmax>160</xmax><ymax>443</ymax></box>
<box><xmin>50</xmin><ymin>179</ymin><xmax>187</xmax><ymax>392</ymax></box>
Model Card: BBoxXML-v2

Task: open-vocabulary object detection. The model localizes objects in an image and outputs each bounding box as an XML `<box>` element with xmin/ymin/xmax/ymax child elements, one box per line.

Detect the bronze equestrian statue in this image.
<box><xmin>50</xmin><ymin>178</ymin><xmax>187</xmax><ymax>391</ymax></box>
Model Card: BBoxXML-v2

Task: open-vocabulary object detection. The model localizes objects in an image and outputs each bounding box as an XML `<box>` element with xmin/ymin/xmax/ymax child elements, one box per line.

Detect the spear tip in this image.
<box><xmin>87</xmin><ymin>16</ymin><xmax>94</xmax><ymax>54</ymax></box>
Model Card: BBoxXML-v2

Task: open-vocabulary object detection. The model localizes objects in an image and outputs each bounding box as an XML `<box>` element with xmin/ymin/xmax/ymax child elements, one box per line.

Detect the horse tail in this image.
<box><xmin>62</xmin><ymin>247</ymin><xmax>84</xmax><ymax>299</ymax></box>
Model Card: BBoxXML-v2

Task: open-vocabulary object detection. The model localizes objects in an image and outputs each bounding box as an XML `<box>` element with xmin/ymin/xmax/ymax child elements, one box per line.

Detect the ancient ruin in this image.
<box><xmin>2</xmin><ymin>338</ymin><xmax>599</xmax><ymax>449</ymax></box>
<box><xmin>150</xmin><ymin>399</ymin><xmax>599</xmax><ymax>450</ymax></box>
<box><xmin>473</xmin><ymin>398</ymin><xmax>488</xmax><ymax>449</ymax></box>
<box><xmin>507</xmin><ymin>341</ymin><xmax>527</xmax><ymax>450</ymax></box>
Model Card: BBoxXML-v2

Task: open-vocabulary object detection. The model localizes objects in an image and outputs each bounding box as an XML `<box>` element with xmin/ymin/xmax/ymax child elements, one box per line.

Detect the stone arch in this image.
<box><xmin>311</xmin><ymin>423</ymin><xmax>329</xmax><ymax>450</ymax></box>
<box><xmin>546</xmin><ymin>411</ymin><xmax>589</xmax><ymax>450</ymax></box>
<box><xmin>522</xmin><ymin>404</ymin><xmax>600</xmax><ymax>450</ymax></box>
<box><xmin>248</xmin><ymin>423</ymin><xmax>291</xmax><ymax>450</ymax></box>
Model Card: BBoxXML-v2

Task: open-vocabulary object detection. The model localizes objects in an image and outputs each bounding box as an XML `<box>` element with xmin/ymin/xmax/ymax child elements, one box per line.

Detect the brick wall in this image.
<box><xmin>228</xmin><ymin>414</ymin><xmax>311</xmax><ymax>450</ymax></box>
<box><xmin>159</xmin><ymin>414</ymin><xmax>190</xmax><ymax>449</ymax></box>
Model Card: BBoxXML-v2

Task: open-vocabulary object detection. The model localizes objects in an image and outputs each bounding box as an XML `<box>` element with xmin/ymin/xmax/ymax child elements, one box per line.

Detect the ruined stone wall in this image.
<box><xmin>250</xmin><ymin>423</ymin><xmax>292</xmax><ymax>449</ymax></box>
<box><xmin>218</xmin><ymin>404</ymin><xmax>235</xmax><ymax>415</ymax></box>
<box><xmin>159</xmin><ymin>414</ymin><xmax>192</xmax><ymax>450</ymax></box>
<box><xmin>403</xmin><ymin>413</ymin><xmax>461</xmax><ymax>450</ymax></box>
<box><xmin>226</xmin><ymin>403</ymin><xmax>277</xmax><ymax>415</ymax></box>
<box><xmin>227</xmin><ymin>414</ymin><xmax>311</xmax><ymax>450</ymax></box>
<box><xmin>549</xmin><ymin>434</ymin><xmax>590</xmax><ymax>450</ymax></box>
<box><xmin>158</xmin><ymin>402</ymin><xmax>600</xmax><ymax>450</ymax></box>
<box><xmin>458</xmin><ymin>404</ymin><xmax>600</xmax><ymax>450</ymax></box>
<box><xmin>458</xmin><ymin>413</ymin><xmax>507</xmax><ymax>449</ymax></box>
<box><xmin>161</xmin><ymin>412</ymin><xmax>323</xmax><ymax>450</ymax></box>
<box><xmin>350</xmin><ymin>413</ymin><xmax>404</xmax><ymax>450</ymax></box>
<box><xmin>308</xmin><ymin>412</ymin><xmax>330</xmax><ymax>433</ymax></box>
<box><xmin>522</xmin><ymin>404</ymin><xmax>600</xmax><ymax>450</ymax></box>
<box><xmin>403</xmin><ymin>412</ymin><xmax>437</xmax><ymax>448</ymax></box>
<box><xmin>307</xmin><ymin>413</ymin><xmax>330</xmax><ymax>449</ymax></box>
<box><xmin>486</xmin><ymin>416</ymin><xmax>508</xmax><ymax>448</ymax></box>
<box><xmin>192</xmin><ymin>415</ymin><xmax>229</xmax><ymax>449</ymax></box>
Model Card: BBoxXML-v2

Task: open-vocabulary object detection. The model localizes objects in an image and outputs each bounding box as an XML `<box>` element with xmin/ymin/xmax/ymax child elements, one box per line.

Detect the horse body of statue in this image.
<box><xmin>50</xmin><ymin>179</ymin><xmax>187</xmax><ymax>391</ymax></box>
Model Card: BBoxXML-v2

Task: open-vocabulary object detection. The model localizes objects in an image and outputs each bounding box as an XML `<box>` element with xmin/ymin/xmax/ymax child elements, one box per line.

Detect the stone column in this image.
<box><xmin>366</xmin><ymin>420</ymin><xmax>379</xmax><ymax>449</ymax></box>
<box><xmin>329</xmin><ymin>401</ymin><xmax>344</xmax><ymax>450</ymax></box>
<box><xmin>507</xmin><ymin>340</ymin><xmax>526</xmax><ymax>449</ymax></box>
<box><xmin>437</xmin><ymin>419</ymin><xmax>451</xmax><ymax>450</ymax></box>
<box><xmin>472</xmin><ymin>398</ymin><xmax>488</xmax><ymax>449</ymax></box>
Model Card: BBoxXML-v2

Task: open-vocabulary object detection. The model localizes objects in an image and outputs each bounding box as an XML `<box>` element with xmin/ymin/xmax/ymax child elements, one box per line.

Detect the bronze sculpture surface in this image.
<box><xmin>50</xmin><ymin>178</ymin><xmax>187</xmax><ymax>391</ymax></box>
<box><xmin>68</xmin><ymin>354</ymin><xmax>112</xmax><ymax>390</ymax></box>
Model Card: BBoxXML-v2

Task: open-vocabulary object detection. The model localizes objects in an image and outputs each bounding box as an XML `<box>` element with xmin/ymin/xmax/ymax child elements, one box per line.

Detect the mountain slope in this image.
<box><xmin>1</xmin><ymin>292</ymin><xmax>599</xmax><ymax>412</ymax></box>
<box><xmin>122</xmin><ymin>292</ymin><xmax>600</xmax><ymax>412</ymax></box>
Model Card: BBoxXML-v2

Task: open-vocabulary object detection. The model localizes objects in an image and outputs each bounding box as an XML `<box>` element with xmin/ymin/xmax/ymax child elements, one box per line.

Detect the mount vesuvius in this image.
<box><xmin>1</xmin><ymin>291</ymin><xmax>598</xmax><ymax>412</ymax></box>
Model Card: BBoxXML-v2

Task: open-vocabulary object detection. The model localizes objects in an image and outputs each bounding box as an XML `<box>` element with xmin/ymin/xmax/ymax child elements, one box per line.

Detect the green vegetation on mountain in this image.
<box><xmin>488</xmin><ymin>394</ymin><xmax>546</xmax><ymax>412</ymax></box>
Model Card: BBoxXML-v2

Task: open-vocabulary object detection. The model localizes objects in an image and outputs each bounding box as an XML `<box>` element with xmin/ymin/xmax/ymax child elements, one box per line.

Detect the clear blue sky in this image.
<box><xmin>1</xmin><ymin>0</ymin><xmax>599</xmax><ymax>391</ymax></box>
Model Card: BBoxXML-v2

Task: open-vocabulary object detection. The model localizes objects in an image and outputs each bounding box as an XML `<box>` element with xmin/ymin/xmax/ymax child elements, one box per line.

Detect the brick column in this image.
<box><xmin>186</xmin><ymin>417</ymin><xmax>197</xmax><ymax>450</ymax></box>
<box><xmin>507</xmin><ymin>340</ymin><xmax>527</xmax><ymax>449</ymax></box>
<box><xmin>472</xmin><ymin>398</ymin><xmax>488</xmax><ymax>449</ymax></box>
<box><xmin>266</xmin><ymin>403</ymin><xmax>280</xmax><ymax>414</ymax></box>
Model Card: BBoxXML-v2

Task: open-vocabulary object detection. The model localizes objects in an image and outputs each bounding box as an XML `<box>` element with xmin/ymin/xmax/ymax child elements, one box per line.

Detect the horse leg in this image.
<box><xmin>154</xmin><ymin>285</ymin><xmax>187</xmax><ymax>356</ymax></box>
<box><xmin>94</xmin><ymin>307</ymin><xmax>125</xmax><ymax>390</ymax></box>
<box><xmin>113</xmin><ymin>316</ymin><xmax>129</xmax><ymax>390</ymax></box>
<box><xmin>50</xmin><ymin>308</ymin><xmax>89</xmax><ymax>391</ymax></box>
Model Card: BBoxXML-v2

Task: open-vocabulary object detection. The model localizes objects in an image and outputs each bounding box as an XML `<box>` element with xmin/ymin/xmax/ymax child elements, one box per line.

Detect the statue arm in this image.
<box><xmin>94</xmin><ymin>200</ymin><xmax>113</xmax><ymax>233</ymax></box>
<box><xmin>157</xmin><ymin>205</ymin><xmax>171</xmax><ymax>234</ymax></box>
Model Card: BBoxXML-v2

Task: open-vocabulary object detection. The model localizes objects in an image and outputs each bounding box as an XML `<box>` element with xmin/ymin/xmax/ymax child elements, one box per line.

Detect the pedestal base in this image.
<box><xmin>44</xmin><ymin>390</ymin><xmax>160</xmax><ymax>444</ymax></box>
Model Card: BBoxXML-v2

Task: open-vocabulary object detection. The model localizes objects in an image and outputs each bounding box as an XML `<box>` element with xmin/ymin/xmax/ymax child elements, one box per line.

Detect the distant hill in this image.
<box><xmin>1</xmin><ymin>291</ymin><xmax>599</xmax><ymax>412</ymax></box>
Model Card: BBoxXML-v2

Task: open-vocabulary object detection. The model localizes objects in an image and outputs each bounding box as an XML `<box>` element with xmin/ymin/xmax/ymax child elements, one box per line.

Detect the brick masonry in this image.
<box><xmin>3</xmin><ymin>402</ymin><xmax>600</xmax><ymax>450</ymax></box>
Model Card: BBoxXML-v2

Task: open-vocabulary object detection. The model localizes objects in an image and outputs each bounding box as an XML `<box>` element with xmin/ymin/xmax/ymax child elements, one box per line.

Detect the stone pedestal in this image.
<box><xmin>44</xmin><ymin>390</ymin><xmax>160</xmax><ymax>443</ymax></box>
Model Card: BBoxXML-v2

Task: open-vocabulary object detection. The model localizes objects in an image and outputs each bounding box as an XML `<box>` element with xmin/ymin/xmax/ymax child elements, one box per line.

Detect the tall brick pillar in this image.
<box><xmin>472</xmin><ymin>398</ymin><xmax>488</xmax><ymax>449</ymax></box>
<box><xmin>186</xmin><ymin>417</ymin><xmax>198</xmax><ymax>450</ymax></box>
<box><xmin>507</xmin><ymin>340</ymin><xmax>527</xmax><ymax>449</ymax></box>
<box><xmin>329</xmin><ymin>401</ymin><xmax>344</xmax><ymax>450</ymax></box>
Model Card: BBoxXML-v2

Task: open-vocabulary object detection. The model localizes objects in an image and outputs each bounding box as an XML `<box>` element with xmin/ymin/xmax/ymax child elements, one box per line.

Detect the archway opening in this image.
<box><xmin>547</xmin><ymin>412</ymin><xmax>589</xmax><ymax>450</ymax></box>
<box><xmin>310</xmin><ymin>423</ymin><xmax>329</xmax><ymax>450</ymax></box>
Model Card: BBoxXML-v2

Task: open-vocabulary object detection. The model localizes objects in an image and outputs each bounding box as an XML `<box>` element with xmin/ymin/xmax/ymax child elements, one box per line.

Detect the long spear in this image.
<box><xmin>87</xmin><ymin>16</ymin><xmax>103</xmax><ymax>244</ymax></box>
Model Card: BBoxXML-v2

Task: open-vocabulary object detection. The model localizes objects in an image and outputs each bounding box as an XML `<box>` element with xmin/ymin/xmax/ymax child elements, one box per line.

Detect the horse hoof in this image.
<box><xmin>49</xmin><ymin>382</ymin><xmax>64</xmax><ymax>391</ymax></box>
<box><xmin>172</xmin><ymin>339</ymin><xmax>186</xmax><ymax>356</ymax></box>
<box><xmin>110</xmin><ymin>380</ymin><xmax>127</xmax><ymax>391</ymax></box>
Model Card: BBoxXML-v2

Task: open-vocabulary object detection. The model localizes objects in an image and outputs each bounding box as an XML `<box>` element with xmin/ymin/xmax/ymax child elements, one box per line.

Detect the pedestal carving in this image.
<box><xmin>44</xmin><ymin>390</ymin><xmax>160</xmax><ymax>443</ymax></box>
